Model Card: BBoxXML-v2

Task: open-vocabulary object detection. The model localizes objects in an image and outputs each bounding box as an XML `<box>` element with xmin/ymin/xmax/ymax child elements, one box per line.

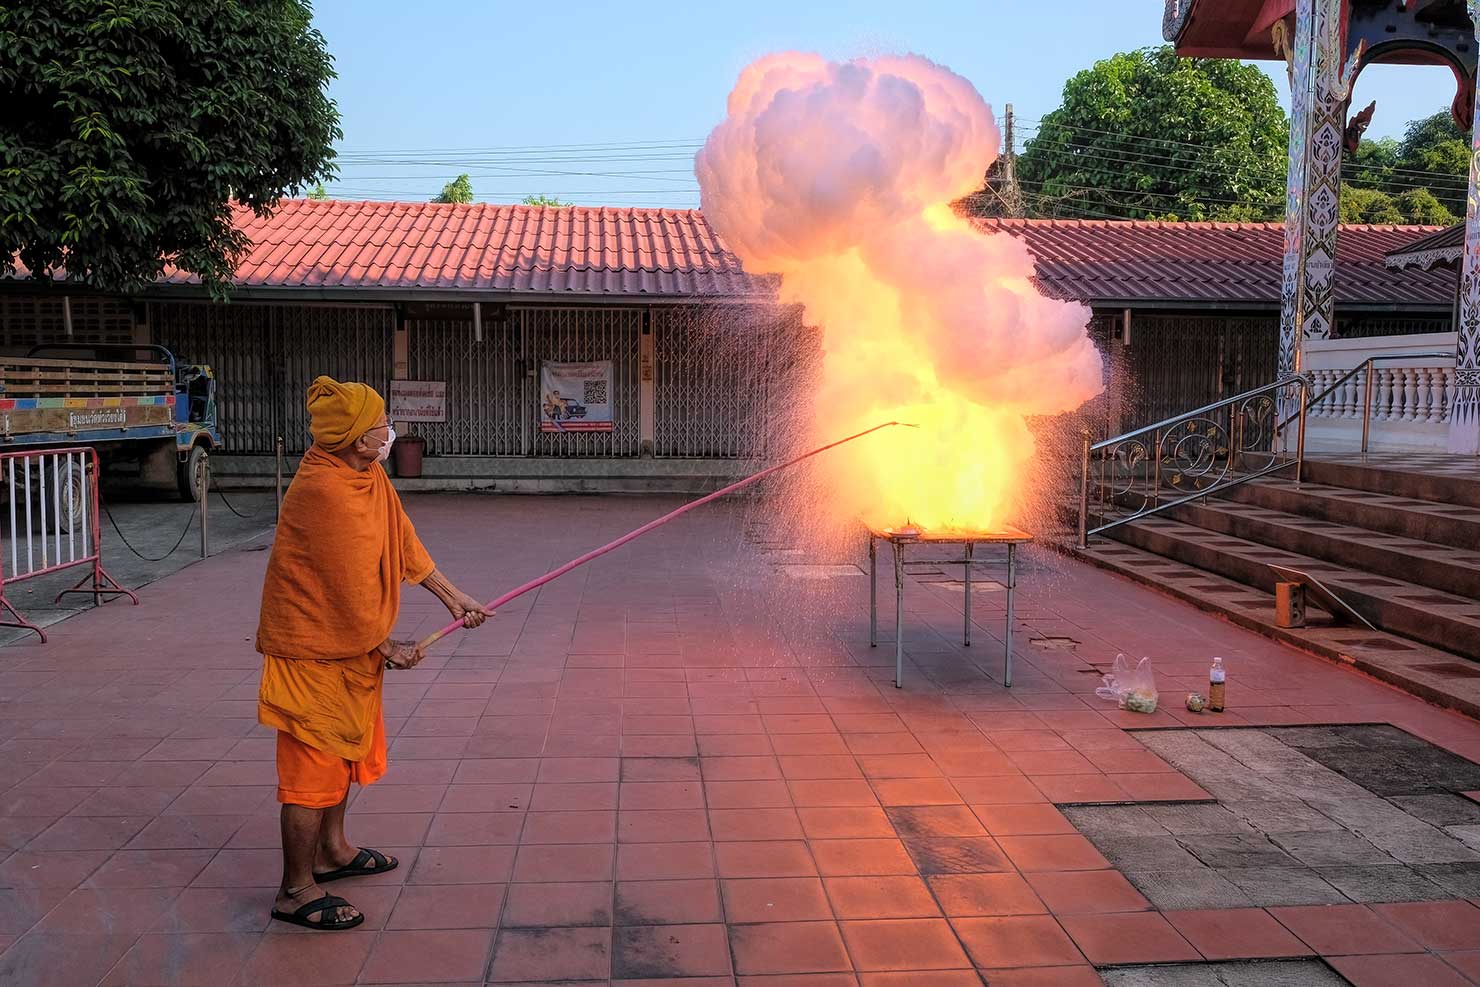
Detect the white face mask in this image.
<box><xmin>366</xmin><ymin>425</ymin><xmax>395</xmax><ymax>463</ymax></box>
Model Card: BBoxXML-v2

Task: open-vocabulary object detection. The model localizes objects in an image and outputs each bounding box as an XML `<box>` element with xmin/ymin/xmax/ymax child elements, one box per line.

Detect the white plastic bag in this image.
<box><xmin>1095</xmin><ymin>654</ymin><xmax>1159</xmax><ymax>713</ymax></box>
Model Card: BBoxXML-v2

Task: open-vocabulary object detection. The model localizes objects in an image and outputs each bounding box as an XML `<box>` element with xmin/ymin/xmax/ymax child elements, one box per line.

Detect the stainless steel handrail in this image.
<box><xmin>1274</xmin><ymin>350</ymin><xmax>1453</xmax><ymax>455</ymax></box>
<box><xmin>1078</xmin><ymin>375</ymin><xmax>1309</xmax><ymax>548</ymax></box>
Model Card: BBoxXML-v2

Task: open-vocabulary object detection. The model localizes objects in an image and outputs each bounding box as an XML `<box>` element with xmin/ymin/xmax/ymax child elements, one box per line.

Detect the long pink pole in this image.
<box><xmin>415</xmin><ymin>420</ymin><xmax>907</xmax><ymax>652</ymax></box>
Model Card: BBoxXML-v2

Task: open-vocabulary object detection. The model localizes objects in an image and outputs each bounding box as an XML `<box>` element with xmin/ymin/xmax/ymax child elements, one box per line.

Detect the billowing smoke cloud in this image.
<box><xmin>697</xmin><ymin>52</ymin><xmax>1103</xmax><ymax>531</ymax></box>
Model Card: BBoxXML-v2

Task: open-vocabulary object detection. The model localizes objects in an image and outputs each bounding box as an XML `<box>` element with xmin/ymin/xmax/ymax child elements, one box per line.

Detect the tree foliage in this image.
<box><xmin>308</xmin><ymin>182</ymin><xmax>330</xmax><ymax>201</ymax></box>
<box><xmin>521</xmin><ymin>194</ymin><xmax>570</xmax><ymax>208</ymax></box>
<box><xmin>0</xmin><ymin>1</ymin><xmax>341</xmax><ymax>295</ymax></box>
<box><xmin>1344</xmin><ymin>111</ymin><xmax>1467</xmax><ymax>223</ymax></box>
<box><xmin>1017</xmin><ymin>46</ymin><xmax>1289</xmax><ymax>221</ymax></box>
<box><xmin>433</xmin><ymin>174</ymin><xmax>474</xmax><ymax>204</ymax></box>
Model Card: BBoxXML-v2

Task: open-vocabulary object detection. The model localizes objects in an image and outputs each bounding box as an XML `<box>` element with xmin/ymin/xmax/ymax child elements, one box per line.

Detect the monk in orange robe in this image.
<box><xmin>257</xmin><ymin>376</ymin><xmax>488</xmax><ymax>930</ymax></box>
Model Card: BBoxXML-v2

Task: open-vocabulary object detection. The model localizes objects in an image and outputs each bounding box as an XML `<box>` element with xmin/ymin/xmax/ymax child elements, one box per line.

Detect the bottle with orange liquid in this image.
<box><xmin>1208</xmin><ymin>657</ymin><xmax>1226</xmax><ymax>713</ymax></box>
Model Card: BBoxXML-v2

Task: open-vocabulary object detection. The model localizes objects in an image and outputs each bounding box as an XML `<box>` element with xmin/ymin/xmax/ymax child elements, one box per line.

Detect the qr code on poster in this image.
<box><xmin>583</xmin><ymin>379</ymin><xmax>607</xmax><ymax>405</ymax></box>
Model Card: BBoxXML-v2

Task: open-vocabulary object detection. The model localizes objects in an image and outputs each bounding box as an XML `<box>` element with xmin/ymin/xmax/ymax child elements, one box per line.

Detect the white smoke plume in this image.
<box><xmin>697</xmin><ymin>52</ymin><xmax>1103</xmax><ymax>532</ymax></box>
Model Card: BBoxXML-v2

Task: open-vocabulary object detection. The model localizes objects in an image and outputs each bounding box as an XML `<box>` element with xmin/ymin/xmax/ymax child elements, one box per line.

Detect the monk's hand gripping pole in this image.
<box><xmin>414</xmin><ymin>421</ymin><xmax>910</xmax><ymax>654</ymax></box>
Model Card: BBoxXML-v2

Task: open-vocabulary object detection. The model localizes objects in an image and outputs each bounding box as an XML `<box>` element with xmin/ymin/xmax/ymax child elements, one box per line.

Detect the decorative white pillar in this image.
<box><xmin>1448</xmin><ymin>1</ymin><xmax>1480</xmax><ymax>454</ymax></box>
<box><xmin>1280</xmin><ymin>0</ymin><xmax>1346</xmax><ymax>403</ymax></box>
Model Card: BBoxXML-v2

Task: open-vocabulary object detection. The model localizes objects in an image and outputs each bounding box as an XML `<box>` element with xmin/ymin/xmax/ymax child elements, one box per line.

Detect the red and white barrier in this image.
<box><xmin>0</xmin><ymin>447</ymin><xmax>137</xmax><ymax>642</ymax></box>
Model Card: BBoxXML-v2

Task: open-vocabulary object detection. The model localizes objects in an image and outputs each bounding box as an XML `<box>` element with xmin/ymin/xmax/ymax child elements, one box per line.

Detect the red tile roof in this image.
<box><xmin>170</xmin><ymin>199</ymin><xmax>775</xmax><ymax>299</ymax></box>
<box><xmin>975</xmin><ymin>218</ymin><xmax>1456</xmax><ymax>309</ymax></box>
<box><xmin>6</xmin><ymin>199</ymin><xmax>1455</xmax><ymax>310</ymax></box>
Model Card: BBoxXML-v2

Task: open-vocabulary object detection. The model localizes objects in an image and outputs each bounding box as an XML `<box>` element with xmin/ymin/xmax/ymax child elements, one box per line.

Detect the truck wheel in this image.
<box><xmin>178</xmin><ymin>445</ymin><xmax>207</xmax><ymax>502</ymax></box>
<box><xmin>58</xmin><ymin>457</ymin><xmax>87</xmax><ymax>535</ymax></box>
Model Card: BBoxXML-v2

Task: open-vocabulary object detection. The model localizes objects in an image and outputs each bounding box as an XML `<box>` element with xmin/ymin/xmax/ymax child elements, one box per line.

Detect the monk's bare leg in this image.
<box><xmin>275</xmin><ymin>803</ymin><xmax>357</xmax><ymax>923</ymax></box>
<box><xmin>315</xmin><ymin>792</ymin><xmax>397</xmax><ymax>873</ymax></box>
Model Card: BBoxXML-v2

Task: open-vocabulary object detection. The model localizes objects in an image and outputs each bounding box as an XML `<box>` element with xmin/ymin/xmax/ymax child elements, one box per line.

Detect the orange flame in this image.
<box><xmin>698</xmin><ymin>53</ymin><xmax>1103</xmax><ymax>533</ymax></box>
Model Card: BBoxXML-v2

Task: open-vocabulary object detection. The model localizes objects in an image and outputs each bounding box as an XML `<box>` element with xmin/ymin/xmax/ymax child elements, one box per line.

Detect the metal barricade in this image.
<box><xmin>0</xmin><ymin>447</ymin><xmax>138</xmax><ymax>642</ymax></box>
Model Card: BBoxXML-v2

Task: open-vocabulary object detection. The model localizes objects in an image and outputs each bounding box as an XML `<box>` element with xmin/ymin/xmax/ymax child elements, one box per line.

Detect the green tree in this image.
<box><xmin>1</xmin><ymin>1</ymin><xmax>340</xmax><ymax>296</ymax></box>
<box><xmin>1394</xmin><ymin>111</ymin><xmax>1468</xmax><ymax>216</ymax></box>
<box><xmin>308</xmin><ymin>183</ymin><xmax>330</xmax><ymax>201</ymax></box>
<box><xmin>521</xmin><ymin>194</ymin><xmax>570</xmax><ymax>207</ymax></box>
<box><xmin>1340</xmin><ymin>185</ymin><xmax>1405</xmax><ymax>225</ymax></box>
<box><xmin>1017</xmin><ymin>46</ymin><xmax>1289</xmax><ymax>221</ymax></box>
<box><xmin>434</xmin><ymin>174</ymin><xmax>474</xmax><ymax>204</ymax></box>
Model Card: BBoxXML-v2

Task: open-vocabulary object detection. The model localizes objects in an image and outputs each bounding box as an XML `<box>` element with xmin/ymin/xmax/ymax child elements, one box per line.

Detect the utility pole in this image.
<box><xmin>999</xmin><ymin>103</ymin><xmax>1025</xmax><ymax>218</ymax></box>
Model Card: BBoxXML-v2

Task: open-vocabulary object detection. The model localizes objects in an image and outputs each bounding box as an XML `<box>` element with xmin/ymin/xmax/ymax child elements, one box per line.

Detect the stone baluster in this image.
<box><xmin>1403</xmin><ymin>368</ymin><xmax>1422</xmax><ymax>422</ymax></box>
<box><xmin>1442</xmin><ymin>368</ymin><xmax>1457</xmax><ymax>423</ymax></box>
<box><xmin>1426</xmin><ymin>368</ymin><xmax>1445</xmax><ymax>424</ymax></box>
<box><xmin>1374</xmin><ymin>369</ymin><xmax>1393</xmax><ymax>423</ymax></box>
<box><xmin>1346</xmin><ymin>368</ymin><xmax>1362</xmax><ymax>419</ymax></box>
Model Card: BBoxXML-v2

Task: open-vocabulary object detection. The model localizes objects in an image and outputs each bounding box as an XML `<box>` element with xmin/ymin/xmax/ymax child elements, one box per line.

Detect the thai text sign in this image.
<box><xmin>540</xmin><ymin>361</ymin><xmax>613</xmax><ymax>433</ymax></box>
<box><xmin>388</xmin><ymin>379</ymin><xmax>447</xmax><ymax>423</ymax></box>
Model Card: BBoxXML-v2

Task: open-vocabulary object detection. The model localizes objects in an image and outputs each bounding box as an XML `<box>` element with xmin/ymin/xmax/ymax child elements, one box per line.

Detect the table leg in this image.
<box><xmin>894</xmin><ymin>540</ymin><xmax>905</xmax><ymax>689</ymax></box>
<box><xmin>868</xmin><ymin>536</ymin><xmax>877</xmax><ymax>648</ymax></box>
<box><xmin>963</xmin><ymin>541</ymin><xmax>973</xmax><ymax>647</ymax></box>
<box><xmin>1004</xmin><ymin>542</ymin><xmax>1016</xmax><ymax>688</ymax></box>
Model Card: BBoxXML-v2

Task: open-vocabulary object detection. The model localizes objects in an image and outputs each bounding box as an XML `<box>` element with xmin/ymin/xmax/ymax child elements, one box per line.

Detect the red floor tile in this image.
<box><xmin>840</xmin><ymin>918</ymin><xmax>971</xmax><ymax>970</ymax></box>
<box><xmin>615</xmin><ymin>878</ymin><xmax>723</xmax><ymax>925</ymax></box>
<box><xmin>619</xmin><ymin>808</ymin><xmax>711</xmax><ymax>843</ymax></box>
<box><xmin>1371</xmin><ymin>901</ymin><xmax>1480</xmax><ymax>951</ymax></box>
<box><xmin>409</xmin><ymin>845</ymin><xmax>515</xmax><ymax>885</ymax></box>
<box><xmin>100</xmin><ymin>932</ymin><xmax>258</xmax><ymax>986</ymax></box>
<box><xmin>870</xmin><ymin>778</ymin><xmax>962</xmax><ymax>806</ymax></box>
<box><xmin>240</xmin><ymin>930</ymin><xmax>375</xmax><ymax>984</ymax></box>
<box><xmin>613</xmin><ymin>922</ymin><xmax>732</xmax><ymax>978</ymax></box>
<box><xmin>1027</xmin><ymin>774</ymin><xmax>1130</xmax><ymax>804</ymax></box>
<box><xmin>502</xmin><ymin>881</ymin><xmax>612</xmax><ymax>927</ymax></box>
<box><xmin>1327</xmin><ymin>952</ymin><xmax>1476</xmax><ymax>987</ymax></box>
<box><xmin>423</xmin><ymin>811</ymin><xmax>523</xmax><ymax>846</ymax></box>
<box><xmin>487</xmin><ymin>926</ymin><xmax>610</xmax><ymax>982</ymax></box>
<box><xmin>706</xmin><ymin>780</ymin><xmax>796</xmax><ymax>809</ymax></box>
<box><xmin>812</xmin><ymin>839</ymin><xmax>917</xmax><ymax>877</ymax></box>
<box><xmin>723</xmin><ymin>878</ymin><xmax>834</xmax><ymax>923</ymax></box>
<box><xmin>970</xmin><ymin>803</ymin><xmax>1075</xmax><ymax>836</ymax></box>
<box><xmin>788</xmin><ymin>779</ymin><xmax>881</xmax><ymax>807</ymax></box>
<box><xmin>717</xmin><ymin>841</ymin><xmax>818</xmax><ymax>879</ymax></box>
<box><xmin>617</xmin><ymin>842</ymin><xmax>715</xmax><ymax>881</ymax></box>
<box><xmin>949</xmin><ymin>776</ymin><xmax>1045</xmax><ymax>804</ymax></box>
<box><xmin>1166</xmin><ymin>907</ymin><xmax>1315</xmax><ymax>960</ymax></box>
<box><xmin>0</xmin><ymin>931</ymin><xmax>138</xmax><ymax>986</ymax></box>
<box><xmin>519</xmin><ymin>809</ymin><xmax>616</xmax><ymax>844</ymax></box>
<box><xmin>1113</xmin><ymin>772</ymin><xmax>1213</xmax><ymax>801</ymax></box>
<box><xmin>512</xmin><ymin>843</ymin><xmax>614</xmax><ymax>883</ymax></box>
<box><xmin>33</xmin><ymin>887</ymin><xmax>179</xmax><ymax>934</ymax></box>
<box><xmin>710</xmin><ymin>808</ymin><xmax>805</xmax><ymax>841</ymax></box>
<box><xmin>1444</xmin><ymin>951</ymin><xmax>1480</xmax><ymax>982</ymax></box>
<box><xmin>1024</xmin><ymin>869</ymin><xmax>1150</xmax><ymax>915</ymax></box>
<box><xmin>975</xmin><ymin>967</ymin><xmax>1105</xmax><ymax>987</ymax></box>
<box><xmin>1059</xmin><ymin>912</ymin><xmax>1199</xmax><ymax>965</ymax></box>
<box><xmin>149</xmin><ymin>887</ymin><xmax>272</xmax><ymax>934</ymax></box>
<box><xmin>929</xmin><ymin>873</ymin><xmax>1046</xmax><ymax>917</ymax></box>
<box><xmin>1269</xmin><ymin>904</ymin><xmax>1424</xmax><ymax>956</ymax></box>
<box><xmin>858</xmin><ymin>973</ymin><xmax>988</xmax><ymax>987</ymax></box>
<box><xmin>996</xmin><ymin>835</ymin><xmax>1110</xmax><ymax>872</ymax></box>
<box><xmin>825</xmin><ymin>876</ymin><xmax>940</xmax><ymax>919</ymax></box>
<box><xmin>386</xmin><ymin>882</ymin><xmax>506</xmax><ymax>929</ymax></box>
<box><xmin>729</xmin><ymin>921</ymin><xmax>852</xmax><ymax>975</ymax></box>
<box><xmin>951</xmin><ymin>915</ymin><xmax>1084</xmax><ymax>968</ymax></box>
<box><xmin>798</xmin><ymin>806</ymin><xmax>897</xmax><ymax>839</ymax></box>
<box><xmin>884</xmin><ymin>805</ymin><xmax>985</xmax><ymax>838</ymax></box>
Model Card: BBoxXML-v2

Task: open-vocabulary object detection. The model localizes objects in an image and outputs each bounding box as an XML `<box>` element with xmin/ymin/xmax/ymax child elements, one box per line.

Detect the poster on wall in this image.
<box><xmin>388</xmin><ymin>380</ymin><xmax>447</xmax><ymax>423</ymax></box>
<box><xmin>540</xmin><ymin>361</ymin><xmax>613</xmax><ymax>432</ymax></box>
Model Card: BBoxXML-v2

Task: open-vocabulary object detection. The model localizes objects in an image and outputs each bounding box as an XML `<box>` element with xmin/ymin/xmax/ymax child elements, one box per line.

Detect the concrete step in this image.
<box><xmin>1305</xmin><ymin>455</ymin><xmax>1480</xmax><ymax>510</ymax></box>
<box><xmin>1103</xmin><ymin>512</ymin><xmax>1480</xmax><ymax>661</ymax></box>
<box><xmin>1223</xmin><ymin>476</ymin><xmax>1480</xmax><ymax>552</ymax></box>
<box><xmin>1167</xmin><ymin>496</ymin><xmax>1480</xmax><ymax>601</ymax></box>
<box><xmin>1073</xmin><ymin>538</ymin><xmax>1480</xmax><ymax>720</ymax></box>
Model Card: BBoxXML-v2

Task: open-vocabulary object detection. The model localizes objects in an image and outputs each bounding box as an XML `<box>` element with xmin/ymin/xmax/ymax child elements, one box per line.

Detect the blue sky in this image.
<box><xmin>311</xmin><ymin>0</ymin><xmax>1458</xmax><ymax>208</ymax></box>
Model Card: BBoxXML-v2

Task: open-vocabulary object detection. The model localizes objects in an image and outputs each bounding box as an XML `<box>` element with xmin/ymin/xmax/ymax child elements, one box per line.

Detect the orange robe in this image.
<box><xmin>256</xmin><ymin>445</ymin><xmax>435</xmax><ymax>806</ymax></box>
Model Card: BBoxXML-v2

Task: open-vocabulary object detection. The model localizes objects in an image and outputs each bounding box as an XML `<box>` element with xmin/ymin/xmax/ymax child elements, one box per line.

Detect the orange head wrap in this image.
<box><xmin>306</xmin><ymin>376</ymin><xmax>386</xmax><ymax>452</ymax></box>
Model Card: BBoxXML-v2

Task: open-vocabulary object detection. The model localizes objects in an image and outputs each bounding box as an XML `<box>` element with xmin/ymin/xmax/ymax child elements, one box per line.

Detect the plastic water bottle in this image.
<box><xmin>1208</xmin><ymin>657</ymin><xmax>1226</xmax><ymax>713</ymax></box>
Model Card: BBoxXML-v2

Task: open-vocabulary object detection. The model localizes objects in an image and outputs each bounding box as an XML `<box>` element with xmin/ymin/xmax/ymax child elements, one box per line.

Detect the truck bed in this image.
<box><xmin>0</xmin><ymin>358</ymin><xmax>176</xmax><ymax>443</ymax></box>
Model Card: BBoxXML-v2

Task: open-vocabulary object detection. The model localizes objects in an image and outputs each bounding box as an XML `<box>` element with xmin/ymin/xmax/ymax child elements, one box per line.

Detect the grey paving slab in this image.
<box><xmin>1416</xmin><ymin>859</ymin><xmax>1480</xmax><ymax>897</ymax></box>
<box><xmin>1268</xmin><ymin>830</ymin><xmax>1396</xmax><ymax>868</ymax></box>
<box><xmin>1062</xmin><ymin>805</ymin><xmax>1169</xmax><ymax>838</ymax></box>
<box><xmin>1388</xmin><ymin>793</ymin><xmax>1480</xmax><ymax>827</ymax></box>
<box><xmin>1316</xmin><ymin>864</ymin><xmax>1454</xmax><ymax>903</ymax></box>
<box><xmin>1142</xmin><ymin>803</ymin><xmax>1258</xmax><ymax>836</ymax></box>
<box><xmin>1218</xmin><ymin>866</ymin><xmax>1348</xmax><ymax>907</ymax></box>
<box><xmin>1181</xmin><ymin>833</ymin><xmax>1298</xmax><ymax>869</ymax></box>
<box><xmin>1222</xmin><ymin>800</ymin><xmax>1345</xmax><ymax>834</ymax></box>
<box><xmin>1095</xmin><ymin>835</ymin><xmax>1207</xmax><ymax>871</ymax></box>
<box><xmin>1124</xmin><ymin>868</ymin><xmax>1255</xmax><ymax>911</ymax></box>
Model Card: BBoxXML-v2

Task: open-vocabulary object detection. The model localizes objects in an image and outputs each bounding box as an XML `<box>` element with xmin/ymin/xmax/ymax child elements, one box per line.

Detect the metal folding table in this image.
<box><xmin>867</xmin><ymin>525</ymin><xmax>1031</xmax><ymax>689</ymax></box>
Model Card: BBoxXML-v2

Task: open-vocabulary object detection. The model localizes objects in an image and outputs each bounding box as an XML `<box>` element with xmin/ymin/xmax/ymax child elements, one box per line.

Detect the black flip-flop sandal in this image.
<box><xmin>270</xmin><ymin>892</ymin><xmax>364</xmax><ymax>930</ymax></box>
<box><xmin>314</xmin><ymin>846</ymin><xmax>397</xmax><ymax>883</ymax></box>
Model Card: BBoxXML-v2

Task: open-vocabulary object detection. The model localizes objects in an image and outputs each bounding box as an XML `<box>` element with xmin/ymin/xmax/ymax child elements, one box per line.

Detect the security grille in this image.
<box><xmin>406</xmin><ymin>317</ymin><xmax>523</xmax><ymax>455</ymax></box>
<box><xmin>526</xmin><ymin>307</ymin><xmax>641</xmax><ymax>458</ymax></box>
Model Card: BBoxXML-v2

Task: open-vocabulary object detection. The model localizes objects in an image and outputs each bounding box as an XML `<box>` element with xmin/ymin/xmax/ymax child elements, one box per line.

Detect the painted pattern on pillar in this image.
<box><xmin>1279</xmin><ymin>0</ymin><xmax>1346</xmax><ymax>380</ymax></box>
<box><xmin>1450</xmin><ymin>0</ymin><xmax>1480</xmax><ymax>452</ymax></box>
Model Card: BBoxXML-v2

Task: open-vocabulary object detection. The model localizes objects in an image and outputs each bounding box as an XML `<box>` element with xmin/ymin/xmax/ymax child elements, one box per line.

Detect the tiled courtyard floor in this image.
<box><xmin>2</xmin><ymin>494</ymin><xmax>1480</xmax><ymax>986</ymax></box>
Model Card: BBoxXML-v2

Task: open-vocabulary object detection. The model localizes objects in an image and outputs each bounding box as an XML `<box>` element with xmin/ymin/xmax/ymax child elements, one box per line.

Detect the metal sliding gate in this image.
<box><xmin>150</xmin><ymin>303</ymin><xmax>394</xmax><ymax>455</ymax></box>
<box><xmin>152</xmin><ymin>301</ymin><xmax>805</xmax><ymax>461</ymax></box>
